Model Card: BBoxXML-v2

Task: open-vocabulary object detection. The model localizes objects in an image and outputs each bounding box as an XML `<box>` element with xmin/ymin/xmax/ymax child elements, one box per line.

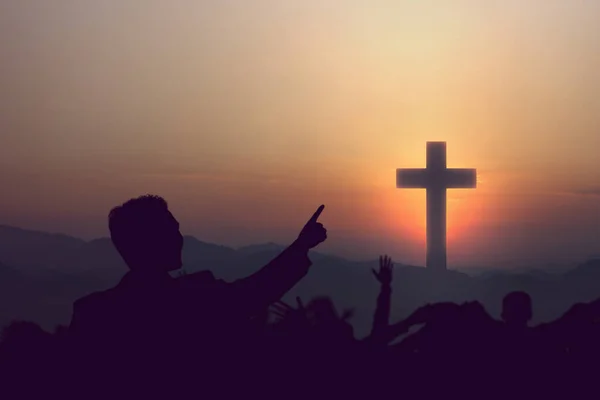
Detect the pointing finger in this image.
<box><xmin>306</xmin><ymin>204</ymin><xmax>325</xmax><ymax>224</ymax></box>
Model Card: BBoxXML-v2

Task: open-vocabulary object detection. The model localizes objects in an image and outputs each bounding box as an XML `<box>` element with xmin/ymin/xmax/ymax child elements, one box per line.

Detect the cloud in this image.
<box><xmin>138</xmin><ymin>172</ymin><xmax>234</xmax><ymax>182</ymax></box>
<box><xmin>135</xmin><ymin>169</ymin><xmax>286</xmax><ymax>185</ymax></box>
<box><xmin>561</xmin><ymin>186</ymin><xmax>600</xmax><ymax>197</ymax></box>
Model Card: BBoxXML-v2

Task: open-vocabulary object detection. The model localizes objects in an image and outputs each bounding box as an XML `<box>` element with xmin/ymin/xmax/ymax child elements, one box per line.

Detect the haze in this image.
<box><xmin>1</xmin><ymin>1</ymin><xmax>599</xmax><ymax>268</ymax></box>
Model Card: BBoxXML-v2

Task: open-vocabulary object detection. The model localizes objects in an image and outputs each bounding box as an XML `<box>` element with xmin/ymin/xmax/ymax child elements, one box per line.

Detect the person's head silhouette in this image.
<box><xmin>109</xmin><ymin>195</ymin><xmax>183</xmax><ymax>274</ymax></box>
<box><xmin>501</xmin><ymin>291</ymin><xmax>532</xmax><ymax>328</ymax></box>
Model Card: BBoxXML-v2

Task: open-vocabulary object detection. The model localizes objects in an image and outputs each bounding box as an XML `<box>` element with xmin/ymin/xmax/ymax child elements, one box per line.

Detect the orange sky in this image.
<box><xmin>0</xmin><ymin>1</ymin><xmax>599</xmax><ymax>267</ymax></box>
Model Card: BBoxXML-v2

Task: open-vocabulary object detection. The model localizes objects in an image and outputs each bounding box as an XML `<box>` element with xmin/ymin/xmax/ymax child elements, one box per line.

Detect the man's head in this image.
<box><xmin>109</xmin><ymin>195</ymin><xmax>183</xmax><ymax>273</ymax></box>
<box><xmin>501</xmin><ymin>291</ymin><xmax>532</xmax><ymax>327</ymax></box>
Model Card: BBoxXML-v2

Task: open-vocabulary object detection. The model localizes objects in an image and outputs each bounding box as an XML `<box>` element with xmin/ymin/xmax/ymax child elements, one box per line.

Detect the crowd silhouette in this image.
<box><xmin>1</xmin><ymin>194</ymin><xmax>599</xmax><ymax>399</ymax></box>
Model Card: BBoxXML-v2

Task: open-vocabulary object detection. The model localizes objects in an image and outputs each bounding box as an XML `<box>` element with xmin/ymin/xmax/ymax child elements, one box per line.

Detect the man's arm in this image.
<box><xmin>227</xmin><ymin>240</ymin><xmax>312</xmax><ymax>316</ymax></box>
<box><xmin>225</xmin><ymin>205</ymin><xmax>327</xmax><ymax>317</ymax></box>
<box><xmin>370</xmin><ymin>255</ymin><xmax>394</xmax><ymax>338</ymax></box>
<box><xmin>372</xmin><ymin>285</ymin><xmax>392</xmax><ymax>333</ymax></box>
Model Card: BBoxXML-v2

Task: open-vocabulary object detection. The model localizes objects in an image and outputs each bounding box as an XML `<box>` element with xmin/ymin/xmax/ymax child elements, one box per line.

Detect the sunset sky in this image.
<box><xmin>1</xmin><ymin>1</ymin><xmax>599</xmax><ymax>268</ymax></box>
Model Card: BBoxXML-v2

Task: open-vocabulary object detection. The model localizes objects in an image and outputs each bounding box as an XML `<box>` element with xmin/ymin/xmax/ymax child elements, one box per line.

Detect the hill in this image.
<box><xmin>1</xmin><ymin>224</ymin><xmax>600</xmax><ymax>338</ymax></box>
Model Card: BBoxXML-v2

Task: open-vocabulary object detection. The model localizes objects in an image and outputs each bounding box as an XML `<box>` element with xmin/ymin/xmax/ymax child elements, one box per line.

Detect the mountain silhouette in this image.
<box><xmin>237</xmin><ymin>242</ymin><xmax>286</xmax><ymax>255</ymax></box>
<box><xmin>0</xmin><ymin>225</ymin><xmax>85</xmax><ymax>274</ymax></box>
<box><xmin>1</xmin><ymin>224</ymin><xmax>600</xmax><ymax>338</ymax></box>
<box><xmin>564</xmin><ymin>258</ymin><xmax>600</xmax><ymax>278</ymax></box>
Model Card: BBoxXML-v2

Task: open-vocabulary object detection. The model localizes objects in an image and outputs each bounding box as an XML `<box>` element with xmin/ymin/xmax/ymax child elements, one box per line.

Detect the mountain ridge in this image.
<box><xmin>1</xmin><ymin>224</ymin><xmax>600</xmax><ymax>339</ymax></box>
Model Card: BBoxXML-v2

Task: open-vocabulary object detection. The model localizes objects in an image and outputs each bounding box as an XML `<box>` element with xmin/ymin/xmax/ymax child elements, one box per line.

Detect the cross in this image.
<box><xmin>396</xmin><ymin>142</ymin><xmax>476</xmax><ymax>271</ymax></box>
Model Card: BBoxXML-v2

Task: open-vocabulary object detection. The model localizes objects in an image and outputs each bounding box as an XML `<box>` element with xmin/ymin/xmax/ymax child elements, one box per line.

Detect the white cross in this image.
<box><xmin>396</xmin><ymin>142</ymin><xmax>477</xmax><ymax>271</ymax></box>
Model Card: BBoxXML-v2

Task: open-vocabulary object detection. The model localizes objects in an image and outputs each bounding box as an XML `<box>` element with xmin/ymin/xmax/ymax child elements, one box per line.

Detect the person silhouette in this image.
<box><xmin>444</xmin><ymin>293</ymin><xmax>549</xmax><ymax>395</ymax></box>
<box><xmin>499</xmin><ymin>291</ymin><xmax>535</xmax><ymax>355</ymax></box>
<box><xmin>67</xmin><ymin>195</ymin><xmax>327</xmax><ymax>386</ymax></box>
<box><xmin>494</xmin><ymin>291</ymin><xmax>544</xmax><ymax>390</ymax></box>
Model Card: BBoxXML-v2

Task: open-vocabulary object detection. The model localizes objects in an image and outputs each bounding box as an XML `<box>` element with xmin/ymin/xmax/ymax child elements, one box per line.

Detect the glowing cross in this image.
<box><xmin>396</xmin><ymin>142</ymin><xmax>476</xmax><ymax>271</ymax></box>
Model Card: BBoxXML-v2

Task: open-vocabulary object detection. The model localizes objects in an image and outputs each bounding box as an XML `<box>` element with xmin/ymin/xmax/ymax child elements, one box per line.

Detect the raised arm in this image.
<box><xmin>226</xmin><ymin>205</ymin><xmax>328</xmax><ymax>316</ymax></box>
<box><xmin>370</xmin><ymin>255</ymin><xmax>394</xmax><ymax>339</ymax></box>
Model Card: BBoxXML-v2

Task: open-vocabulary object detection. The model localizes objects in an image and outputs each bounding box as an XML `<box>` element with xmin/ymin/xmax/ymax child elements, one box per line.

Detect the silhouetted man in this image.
<box><xmin>499</xmin><ymin>291</ymin><xmax>534</xmax><ymax>351</ymax></box>
<box><xmin>494</xmin><ymin>291</ymin><xmax>548</xmax><ymax>393</ymax></box>
<box><xmin>68</xmin><ymin>195</ymin><xmax>327</xmax><ymax>382</ymax></box>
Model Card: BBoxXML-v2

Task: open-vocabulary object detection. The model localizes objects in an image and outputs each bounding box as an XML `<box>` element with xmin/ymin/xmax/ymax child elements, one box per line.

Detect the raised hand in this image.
<box><xmin>372</xmin><ymin>255</ymin><xmax>393</xmax><ymax>285</ymax></box>
<box><xmin>296</xmin><ymin>205</ymin><xmax>327</xmax><ymax>249</ymax></box>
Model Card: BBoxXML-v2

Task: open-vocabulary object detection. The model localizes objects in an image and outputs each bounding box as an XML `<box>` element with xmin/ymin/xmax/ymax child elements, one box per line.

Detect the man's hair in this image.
<box><xmin>108</xmin><ymin>195</ymin><xmax>169</xmax><ymax>263</ymax></box>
